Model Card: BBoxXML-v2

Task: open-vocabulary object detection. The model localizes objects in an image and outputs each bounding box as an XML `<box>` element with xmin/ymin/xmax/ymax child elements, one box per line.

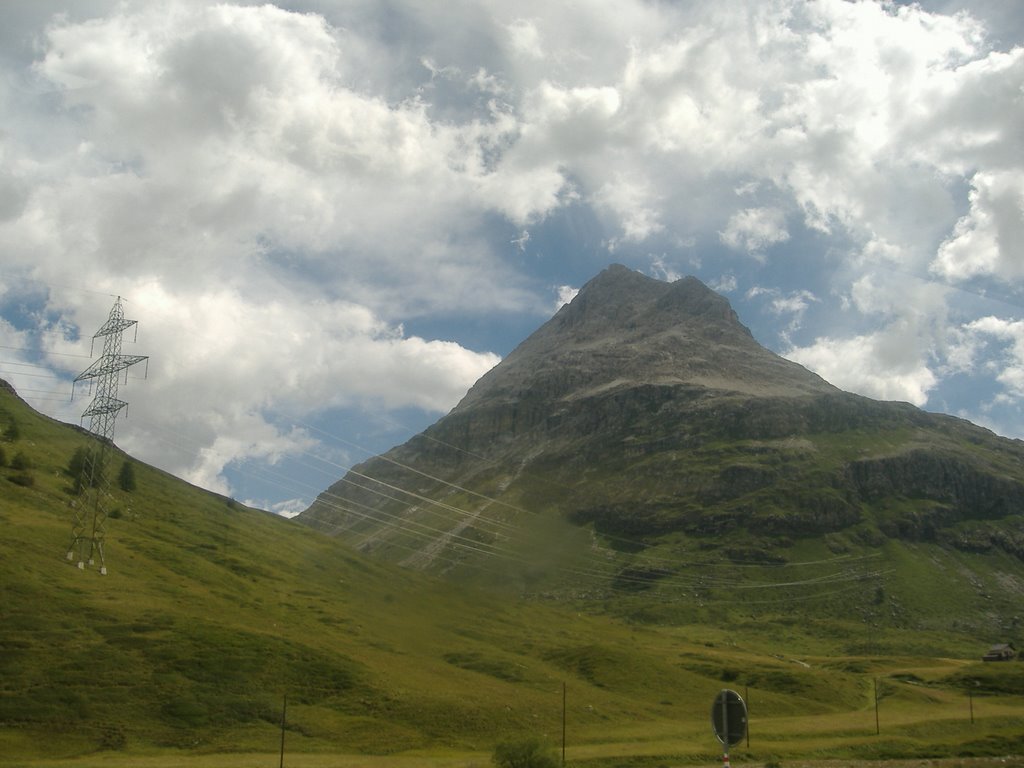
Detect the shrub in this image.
<box><xmin>68</xmin><ymin>447</ymin><xmax>105</xmax><ymax>493</ymax></box>
<box><xmin>0</xmin><ymin>445</ymin><xmax>6</xmax><ymax>467</ymax></box>
<box><xmin>9</xmin><ymin>451</ymin><xmax>31</xmax><ymax>471</ymax></box>
<box><xmin>9</xmin><ymin>473</ymin><xmax>34</xmax><ymax>487</ymax></box>
<box><xmin>492</xmin><ymin>738</ymin><xmax>560</xmax><ymax>768</ymax></box>
<box><xmin>118</xmin><ymin>460</ymin><xmax>136</xmax><ymax>492</ymax></box>
<box><xmin>99</xmin><ymin>724</ymin><xmax>127</xmax><ymax>750</ymax></box>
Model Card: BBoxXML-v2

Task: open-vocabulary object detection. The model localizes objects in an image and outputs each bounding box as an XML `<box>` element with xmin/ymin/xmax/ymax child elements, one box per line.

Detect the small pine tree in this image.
<box><xmin>10</xmin><ymin>451</ymin><xmax>31</xmax><ymax>471</ymax></box>
<box><xmin>0</xmin><ymin>445</ymin><xmax>6</xmax><ymax>467</ymax></box>
<box><xmin>68</xmin><ymin>447</ymin><xmax>89</xmax><ymax>494</ymax></box>
<box><xmin>118</xmin><ymin>460</ymin><xmax>136</xmax><ymax>492</ymax></box>
<box><xmin>4</xmin><ymin>419</ymin><xmax>20</xmax><ymax>441</ymax></box>
<box><xmin>67</xmin><ymin>446</ymin><xmax>104</xmax><ymax>494</ymax></box>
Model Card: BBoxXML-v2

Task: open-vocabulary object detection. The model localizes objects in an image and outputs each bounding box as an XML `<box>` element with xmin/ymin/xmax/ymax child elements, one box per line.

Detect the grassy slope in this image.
<box><xmin>1</xmin><ymin>385</ymin><xmax>1023</xmax><ymax>764</ymax></box>
<box><xmin>316</xmin><ymin>402</ymin><xmax>1024</xmax><ymax>653</ymax></box>
<box><xmin>473</xmin><ymin>418</ymin><xmax>1024</xmax><ymax>645</ymax></box>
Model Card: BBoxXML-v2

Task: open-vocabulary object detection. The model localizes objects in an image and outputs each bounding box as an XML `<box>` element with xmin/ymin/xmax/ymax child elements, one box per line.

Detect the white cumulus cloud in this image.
<box><xmin>4</xmin><ymin>0</ymin><xmax>1024</xmax><ymax>503</ymax></box>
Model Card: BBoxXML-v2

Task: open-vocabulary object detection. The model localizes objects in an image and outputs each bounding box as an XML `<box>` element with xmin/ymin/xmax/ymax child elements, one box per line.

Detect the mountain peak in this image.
<box><xmin>458</xmin><ymin>265</ymin><xmax>831</xmax><ymax>411</ymax></box>
<box><xmin>546</xmin><ymin>265</ymin><xmax>751</xmax><ymax>343</ymax></box>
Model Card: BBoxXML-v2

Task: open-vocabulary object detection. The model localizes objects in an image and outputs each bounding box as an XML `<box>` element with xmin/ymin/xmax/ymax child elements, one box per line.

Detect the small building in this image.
<box><xmin>982</xmin><ymin>643</ymin><xmax>1017</xmax><ymax>662</ymax></box>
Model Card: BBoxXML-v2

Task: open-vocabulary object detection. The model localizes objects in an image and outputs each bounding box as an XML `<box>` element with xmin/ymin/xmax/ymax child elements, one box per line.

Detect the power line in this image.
<box><xmin>0</xmin><ymin>359</ymin><xmax>70</xmax><ymax>370</ymax></box>
<box><xmin>0</xmin><ymin>270</ymin><xmax>121</xmax><ymax>300</ymax></box>
<box><xmin>128</xmin><ymin>407</ymin><xmax>876</xmax><ymax>598</ymax></box>
<box><xmin>0</xmin><ymin>369</ymin><xmax>66</xmax><ymax>380</ymax></box>
<box><xmin>0</xmin><ymin>343</ymin><xmax>92</xmax><ymax>358</ymax></box>
<box><xmin>57</xmin><ymin>386</ymin><xmax>887</xmax><ymax>606</ymax></box>
<box><xmin>297</xmin><ymin>414</ymin><xmax>882</xmax><ymax>572</ymax></box>
<box><xmin>131</xmin><ymin>404</ymin><xmax>891</xmax><ymax>597</ymax></box>
<box><xmin>270</xmin><ymin>450</ymin><xmax>887</xmax><ymax>595</ymax></box>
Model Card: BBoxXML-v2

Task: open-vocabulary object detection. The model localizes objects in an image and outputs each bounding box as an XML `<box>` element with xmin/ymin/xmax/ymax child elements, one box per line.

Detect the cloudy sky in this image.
<box><xmin>1</xmin><ymin>0</ymin><xmax>1023</xmax><ymax>515</ymax></box>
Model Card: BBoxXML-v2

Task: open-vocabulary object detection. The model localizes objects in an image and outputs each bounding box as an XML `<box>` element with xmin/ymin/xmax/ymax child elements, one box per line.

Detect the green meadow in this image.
<box><xmin>2</xmin><ymin>384</ymin><xmax>1023</xmax><ymax>766</ymax></box>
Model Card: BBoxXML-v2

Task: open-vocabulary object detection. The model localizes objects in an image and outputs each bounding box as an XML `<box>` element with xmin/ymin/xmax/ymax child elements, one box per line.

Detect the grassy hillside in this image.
<box><xmin>321</xmin><ymin>415</ymin><xmax>1024</xmax><ymax>645</ymax></box>
<box><xmin>2</xmin><ymin>383</ymin><xmax>1023</xmax><ymax>765</ymax></box>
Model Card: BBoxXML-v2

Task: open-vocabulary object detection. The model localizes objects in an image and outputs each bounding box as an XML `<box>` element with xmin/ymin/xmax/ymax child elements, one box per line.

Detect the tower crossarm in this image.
<box><xmin>81</xmin><ymin>395</ymin><xmax>128</xmax><ymax>418</ymax></box>
<box><xmin>93</xmin><ymin>317</ymin><xmax>137</xmax><ymax>339</ymax></box>
<box><xmin>74</xmin><ymin>354</ymin><xmax>149</xmax><ymax>382</ymax></box>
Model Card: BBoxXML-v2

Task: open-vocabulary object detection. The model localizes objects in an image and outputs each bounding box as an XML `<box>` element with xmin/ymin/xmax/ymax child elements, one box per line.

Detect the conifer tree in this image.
<box><xmin>118</xmin><ymin>460</ymin><xmax>136</xmax><ymax>492</ymax></box>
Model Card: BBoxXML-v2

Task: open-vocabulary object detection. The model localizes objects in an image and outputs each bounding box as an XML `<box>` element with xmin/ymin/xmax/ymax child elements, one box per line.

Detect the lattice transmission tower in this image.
<box><xmin>67</xmin><ymin>297</ymin><xmax>148</xmax><ymax>574</ymax></box>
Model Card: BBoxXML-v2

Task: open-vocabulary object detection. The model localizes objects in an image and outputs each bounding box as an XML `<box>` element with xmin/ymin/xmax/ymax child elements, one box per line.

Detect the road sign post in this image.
<box><xmin>711</xmin><ymin>689</ymin><xmax>747</xmax><ymax>768</ymax></box>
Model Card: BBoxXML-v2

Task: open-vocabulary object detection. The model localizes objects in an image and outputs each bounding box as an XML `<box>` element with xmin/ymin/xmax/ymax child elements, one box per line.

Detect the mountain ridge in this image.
<box><xmin>300</xmin><ymin>265</ymin><xmax>1024</xmax><ymax>634</ymax></box>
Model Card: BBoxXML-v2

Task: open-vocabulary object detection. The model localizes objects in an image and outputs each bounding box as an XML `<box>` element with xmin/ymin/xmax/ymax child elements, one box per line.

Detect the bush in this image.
<box><xmin>0</xmin><ymin>445</ymin><xmax>6</xmax><ymax>467</ymax></box>
<box><xmin>9</xmin><ymin>451</ymin><xmax>31</xmax><ymax>471</ymax></box>
<box><xmin>99</xmin><ymin>724</ymin><xmax>127</xmax><ymax>750</ymax></box>
<box><xmin>118</xmin><ymin>460</ymin><xmax>136</xmax><ymax>492</ymax></box>
<box><xmin>9</xmin><ymin>473</ymin><xmax>34</xmax><ymax>487</ymax></box>
<box><xmin>68</xmin><ymin>447</ymin><xmax>105</xmax><ymax>493</ymax></box>
<box><xmin>492</xmin><ymin>738</ymin><xmax>560</xmax><ymax>768</ymax></box>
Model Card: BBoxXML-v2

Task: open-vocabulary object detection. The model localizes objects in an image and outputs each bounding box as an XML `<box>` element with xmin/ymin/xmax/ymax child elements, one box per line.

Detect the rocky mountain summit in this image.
<box><xmin>300</xmin><ymin>266</ymin><xmax>1024</xmax><ymax>626</ymax></box>
<box><xmin>460</xmin><ymin>263</ymin><xmax>836</xmax><ymax>409</ymax></box>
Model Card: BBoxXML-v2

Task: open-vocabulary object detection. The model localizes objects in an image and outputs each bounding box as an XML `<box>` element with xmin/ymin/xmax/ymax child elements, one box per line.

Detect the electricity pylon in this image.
<box><xmin>67</xmin><ymin>297</ymin><xmax>148</xmax><ymax>574</ymax></box>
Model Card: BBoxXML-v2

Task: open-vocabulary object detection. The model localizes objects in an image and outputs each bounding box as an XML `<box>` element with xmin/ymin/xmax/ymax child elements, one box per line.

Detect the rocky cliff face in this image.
<box><xmin>299</xmin><ymin>266</ymin><xmax>1024</xmax><ymax>624</ymax></box>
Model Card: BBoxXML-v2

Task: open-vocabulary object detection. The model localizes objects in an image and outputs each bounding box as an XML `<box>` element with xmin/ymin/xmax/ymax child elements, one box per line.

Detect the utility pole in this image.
<box><xmin>280</xmin><ymin>694</ymin><xmax>287</xmax><ymax>768</ymax></box>
<box><xmin>67</xmin><ymin>297</ymin><xmax>147</xmax><ymax>574</ymax></box>
<box><xmin>562</xmin><ymin>682</ymin><xmax>566</xmax><ymax>766</ymax></box>
<box><xmin>874</xmin><ymin>678</ymin><xmax>880</xmax><ymax>735</ymax></box>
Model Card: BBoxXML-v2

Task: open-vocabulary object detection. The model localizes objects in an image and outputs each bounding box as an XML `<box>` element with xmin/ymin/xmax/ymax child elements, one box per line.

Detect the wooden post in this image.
<box><xmin>874</xmin><ymin>679</ymin><xmax>880</xmax><ymax>735</ymax></box>
<box><xmin>562</xmin><ymin>682</ymin><xmax>566</xmax><ymax>766</ymax></box>
<box><xmin>279</xmin><ymin>694</ymin><xmax>287</xmax><ymax>768</ymax></box>
<box><xmin>721</xmin><ymin>690</ymin><xmax>730</xmax><ymax>768</ymax></box>
<box><xmin>745</xmin><ymin>685</ymin><xmax>750</xmax><ymax>748</ymax></box>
